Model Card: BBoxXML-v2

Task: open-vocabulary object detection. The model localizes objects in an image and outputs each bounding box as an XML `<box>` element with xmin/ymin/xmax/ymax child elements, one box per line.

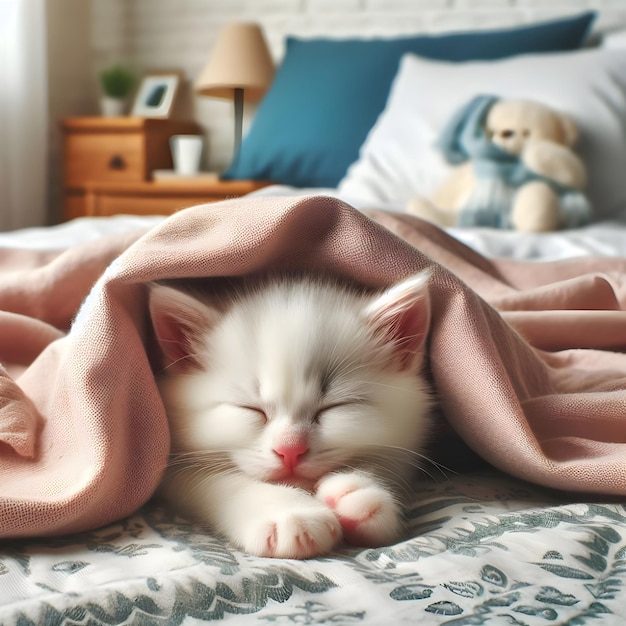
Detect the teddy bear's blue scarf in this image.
<box><xmin>438</xmin><ymin>95</ymin><xmax>591</xmax><ymax>229</ymax></box>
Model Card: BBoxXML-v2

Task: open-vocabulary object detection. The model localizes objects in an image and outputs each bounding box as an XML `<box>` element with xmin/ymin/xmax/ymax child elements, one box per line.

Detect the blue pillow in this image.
<box><xmin>223</xmin><ymin>11</ymin><xmax>596</xmax><ymax>188</ymax></box>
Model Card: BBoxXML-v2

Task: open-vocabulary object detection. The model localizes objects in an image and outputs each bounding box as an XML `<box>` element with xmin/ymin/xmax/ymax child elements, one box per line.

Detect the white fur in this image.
<box><xmin>150</xmin><ymin>272</ymin><xmax>432</xmax><ymax>558</ymax></box>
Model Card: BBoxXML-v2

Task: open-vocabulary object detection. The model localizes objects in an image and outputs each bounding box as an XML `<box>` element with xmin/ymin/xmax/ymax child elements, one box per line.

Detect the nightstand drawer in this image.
<box><xmin>64</xmin><ymin>132</ymin><xmax>145</xmax><ymax>186</ymax></box>
<box><xmin>83</xmin><ymin>180</ymin><xmax>274</xmax><ymax>217</ymax></box>
<box><xmin>61</xmin><ymin>117</ymin><xmax>202</xmax><ymax>190</ymax></box>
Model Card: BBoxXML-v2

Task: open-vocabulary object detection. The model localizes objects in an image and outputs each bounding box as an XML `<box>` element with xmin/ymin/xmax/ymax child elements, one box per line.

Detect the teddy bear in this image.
<box><xmin>406</xmin><ymin>95</ymin><xmax>591</xmax><ymax>232</ymax></box>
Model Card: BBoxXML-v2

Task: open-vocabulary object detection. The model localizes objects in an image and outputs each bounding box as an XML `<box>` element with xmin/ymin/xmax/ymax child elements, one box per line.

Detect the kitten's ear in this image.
<box><xmin>148</xmin><ymin>283</ymin><xmax>218</xmax><ymax>372</ymax></box>
<box><xmin>364</xmin><ymin>271</ymin><xmax>431</xmax><ymax>371</ymax></box>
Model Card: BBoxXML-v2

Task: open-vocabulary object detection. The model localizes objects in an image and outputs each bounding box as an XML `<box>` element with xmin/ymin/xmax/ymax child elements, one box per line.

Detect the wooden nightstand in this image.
<box><xmin>61</xmin><ymin>116</ymin><xmax>203</xmax><ymax>220</ymax></box>
<box><xmin>83</xmin><ymin>179</ymin><xmax>273</xmax><ymax>217</ymax></box>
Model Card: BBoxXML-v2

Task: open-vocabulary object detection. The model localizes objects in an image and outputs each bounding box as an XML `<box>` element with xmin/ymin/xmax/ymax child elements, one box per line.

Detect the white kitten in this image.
<box><xmin>148</xmin><ymin>272</ymin><xmax>432</xmax><ymax>559</ymax></box>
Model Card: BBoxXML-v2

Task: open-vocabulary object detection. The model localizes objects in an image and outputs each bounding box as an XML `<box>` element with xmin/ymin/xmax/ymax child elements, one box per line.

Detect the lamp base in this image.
<box><xmin>234</xmin><ymin>87</ymin><xmax>244</xmax><ymax>155</ymax></box>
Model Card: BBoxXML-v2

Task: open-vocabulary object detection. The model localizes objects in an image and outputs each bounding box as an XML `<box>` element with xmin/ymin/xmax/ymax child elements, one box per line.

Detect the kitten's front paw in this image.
<box><xmin>316</xmin><ymin>472</ymin><xmax>403</xmax><ymax>547</ymax></box>
<box><xmin>242</xmin><ymin>501</ymin><xmax>341</xmax><ymax>559</ymax></box>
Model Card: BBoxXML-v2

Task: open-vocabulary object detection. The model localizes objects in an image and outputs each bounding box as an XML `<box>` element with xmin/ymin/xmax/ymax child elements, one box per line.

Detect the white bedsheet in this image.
<box><xmin>0</xmin><ymin>215</ymin><xmax>166</xmax><ymax>250</ymax></box>
<box><xmin>449</xmin><ymin>221</ymin><xmax>626</xmax><ymax>260</ymax></box>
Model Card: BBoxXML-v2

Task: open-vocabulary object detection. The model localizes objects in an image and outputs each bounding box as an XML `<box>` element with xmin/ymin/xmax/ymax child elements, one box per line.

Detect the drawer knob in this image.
<box><xmin>108</xmin><ymin>155</ymin><xmax>126</xmax><ymax>170</ymax></box>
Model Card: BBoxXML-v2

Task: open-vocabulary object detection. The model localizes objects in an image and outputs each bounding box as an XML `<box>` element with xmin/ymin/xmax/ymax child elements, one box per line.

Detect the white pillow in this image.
<box><xmin>602</xmin><ymin>29</ymin><xmax>626</xmax><ymax>48</ymax></box>
<box><xmin>337</xmin><ymin>49</ymin><xmax>626</xmax><ymax>221</ymax></box>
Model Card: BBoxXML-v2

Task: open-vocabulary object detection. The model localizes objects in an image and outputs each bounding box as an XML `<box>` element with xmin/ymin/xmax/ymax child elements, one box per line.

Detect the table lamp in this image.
<box><xmin>195</xmin><ymin>23</ymin><xmax>274</xmax><ymax>155</ymax></box>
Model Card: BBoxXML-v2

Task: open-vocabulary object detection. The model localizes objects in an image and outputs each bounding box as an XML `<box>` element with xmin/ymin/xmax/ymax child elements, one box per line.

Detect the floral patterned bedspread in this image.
<box><xmin>1</xmin><ymin>471</ymin><xmax>625</xmax><ymax>626</ymax></box>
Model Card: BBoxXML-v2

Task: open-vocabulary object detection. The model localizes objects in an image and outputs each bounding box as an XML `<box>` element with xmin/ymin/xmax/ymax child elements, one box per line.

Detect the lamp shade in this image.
<box><xmin>195</xmin><ymin>23</ymin><xmax>274</xmax><ymax>101</ymax></box>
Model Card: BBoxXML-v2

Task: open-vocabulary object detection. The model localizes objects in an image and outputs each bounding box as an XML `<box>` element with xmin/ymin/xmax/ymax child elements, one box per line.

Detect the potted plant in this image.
<box><xmin>99</xmin><ymin>65</ymin><xmax>136</xmax><ymax>117</ymax></box>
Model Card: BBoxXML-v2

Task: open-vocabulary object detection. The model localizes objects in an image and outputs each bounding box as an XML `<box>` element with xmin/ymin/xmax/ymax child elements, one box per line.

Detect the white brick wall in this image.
<box><xmin>88</xmin><ymin>0</ymin><xmax>626</xmax><ymax>173</ymax></box>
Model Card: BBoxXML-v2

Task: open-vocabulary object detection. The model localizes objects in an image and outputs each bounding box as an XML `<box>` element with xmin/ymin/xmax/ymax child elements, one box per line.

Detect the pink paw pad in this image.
<box><xmin>324</xmin><ymin>488</ymin><xmax>381</xmax><ymax>538</ymax></box>
<box><xmin>324</xmin><ymin>495</ymin><xmax>338</xmax><ymax>508</ymax></box>
<box><xmin>317</xmin><ymin>476</ymin><xmax>400</xmax><ymax>547</ymax></box>
<box><xmin>265</xmin><ymin>524</ymin><xmax>278</xmax><ymax>556</ymax></box>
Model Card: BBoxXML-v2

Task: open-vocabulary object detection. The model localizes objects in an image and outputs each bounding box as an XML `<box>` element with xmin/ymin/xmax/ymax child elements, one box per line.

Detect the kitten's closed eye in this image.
<box><xmin>313</xmin><ymin>401</ymin><xmax>365</xmax><ymax>423</ymax></box>
<box><xmin>236</xmin><ymin>405</ymin><xmax>268</xmax><ymax>424</ymax></box>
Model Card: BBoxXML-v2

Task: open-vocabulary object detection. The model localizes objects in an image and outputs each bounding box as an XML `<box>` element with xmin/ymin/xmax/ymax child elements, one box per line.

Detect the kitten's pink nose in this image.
<box><xmin>273</xmin><ymin>441</ymin><xmax>309</xmax><ymax>471</ymax></box>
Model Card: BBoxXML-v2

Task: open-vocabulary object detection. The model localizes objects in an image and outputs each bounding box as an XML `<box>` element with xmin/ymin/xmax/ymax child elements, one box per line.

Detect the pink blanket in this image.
<box><xmin>2</xmin><ymin>196</ymin><xmax>626</xmax><ymax>538</ymax></box>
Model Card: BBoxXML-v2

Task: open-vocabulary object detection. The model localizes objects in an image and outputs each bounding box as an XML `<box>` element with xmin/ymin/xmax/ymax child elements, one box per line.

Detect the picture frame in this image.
<box><xmin>131</xmin><ymin>72</ymin><xmax>181</xmax><ymax>118</ymax></box>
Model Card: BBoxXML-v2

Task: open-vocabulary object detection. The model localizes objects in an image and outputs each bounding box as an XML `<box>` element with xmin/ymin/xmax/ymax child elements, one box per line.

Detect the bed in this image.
<box><xmin>3</xmin><ymin>9</ymin><xmax>626</xmax><ymax>626</ymax></box>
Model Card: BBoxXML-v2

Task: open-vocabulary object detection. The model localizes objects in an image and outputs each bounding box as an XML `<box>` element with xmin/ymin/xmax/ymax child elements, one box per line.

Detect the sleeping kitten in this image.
<box><xmin>148</xmin><ymin>271</ymin><xmax>432</xmax><ymax>559</ymax></box>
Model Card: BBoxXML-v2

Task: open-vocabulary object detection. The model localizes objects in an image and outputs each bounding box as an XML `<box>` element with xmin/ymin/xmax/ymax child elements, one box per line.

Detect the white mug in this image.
<box><xmin>169</xmin><ymin>135</ymin><xmax>204</xmax><ymax>176</ymax></box>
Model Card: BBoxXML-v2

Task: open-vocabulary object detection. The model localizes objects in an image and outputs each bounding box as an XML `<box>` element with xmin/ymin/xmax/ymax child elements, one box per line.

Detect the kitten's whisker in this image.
<box><xmin>365</xmin><ymin>381</ymin><xmax>422</xmax><ymax>392</ymax></box>
<box><xmin>166</xmin><ymin>449</ymin><xmax>237</xmax><ymax>482</ymax></box>
<box><xmin>156</xmin><ymin>350</ymin><xmax>203</xmax><ymax>375</ymax></box>
<box><xmin>167</xmin><ymin>460</ymin><xmax>238</xmax><ymax>484</ymax></box>
<box><xmin>362</xmin><ymin>444</ymin><xmax>459</xmax><ymax>477</ymax></box>
<box><xmin>356</xmin><ymin>444</ymin><xmax>459</xmax><ymax>478</ymax></box>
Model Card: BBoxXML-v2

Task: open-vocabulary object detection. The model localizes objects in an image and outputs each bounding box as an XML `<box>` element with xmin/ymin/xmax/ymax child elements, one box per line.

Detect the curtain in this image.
<box><xmin>0</xmin><ymin>0</ymin><xmax>48</xmax><ymax>230</ymax></box>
